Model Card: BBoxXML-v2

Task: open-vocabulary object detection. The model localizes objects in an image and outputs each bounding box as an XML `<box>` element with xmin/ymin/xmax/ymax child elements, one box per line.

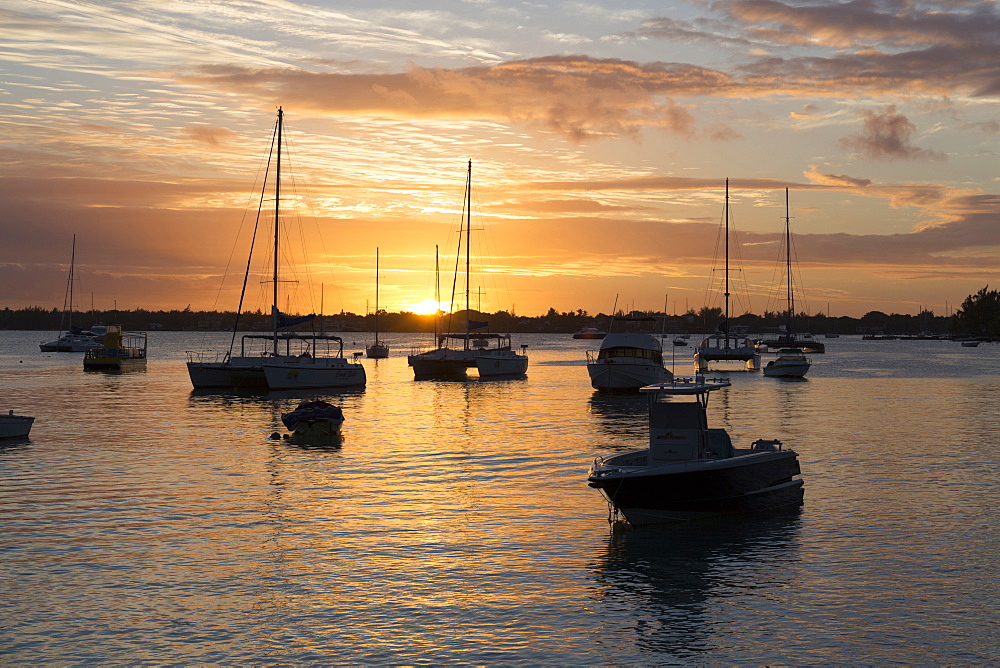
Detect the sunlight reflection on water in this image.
<box><xmin>1</xmin><ymin>332</ymin><xmax>998</xmax><ymax>663</ymax></box>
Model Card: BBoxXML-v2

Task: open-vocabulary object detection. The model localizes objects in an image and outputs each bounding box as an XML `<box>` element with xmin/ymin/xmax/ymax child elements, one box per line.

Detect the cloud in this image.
<box><xmin>840</xmin><ymin>105</ymin><xmax>945</xmax><ymax>161</ymax></box>
<box><xmin>803</xmin><ymin>169</ymin><xmax>872</xmax><ymax>188</ymax></box>
<box><xmin>176</xmin><ymin>57</ymin><xmax>719</xmax><ymax>142</ymax></box>
<box><xmin>181</xmin><ymin>126</ymin><xmax>239</xmax><ymax>147</ymax></box>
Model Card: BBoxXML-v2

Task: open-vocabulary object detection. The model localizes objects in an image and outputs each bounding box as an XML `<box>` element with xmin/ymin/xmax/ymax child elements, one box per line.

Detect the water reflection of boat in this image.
<box><xmin>588</xmin><ymin>377</ymin><xmax>804</xmax><ymax>525</ymax></box>
<box><xmin>590</xmin><ymin>514</ymin><xmax>801</xmax><ymax>656</ymax></box>
<box><xmin>587</xmin><ymin>393</ymin><xmax>648</xmax><ymax>443</ymax></box>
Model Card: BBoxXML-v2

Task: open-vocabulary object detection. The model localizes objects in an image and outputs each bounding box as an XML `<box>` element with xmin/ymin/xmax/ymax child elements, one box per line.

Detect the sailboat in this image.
<box><xmin>187</xmin><ymin>108</ymin><xmax>365</xmax><ymax>390</ymax></box>
<box><xmin>407</xmin><ymin>160</ymin><xmax>518</xmax><ymax>378</ymax></box>
<box><xmin>366</xmin><ymin>248</ymin><xmax>389</xmax><ymax>358</ymax></box>
<box><xmin>39</xmin><ymin>235</ymin><xmax>102</xmax><ymax>352</ymax></box>
<box><xmin>757</xmin><ymin>189</ymin><xmax>825</xmax><ymax>354</ymax></box>
<box><xmin>694</xmin><ymin>179</ymin><xmax>761</xmax><ymax>372</ymax></box>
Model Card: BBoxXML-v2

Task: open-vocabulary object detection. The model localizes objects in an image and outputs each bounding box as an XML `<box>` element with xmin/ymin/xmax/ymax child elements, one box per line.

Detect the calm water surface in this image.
<box><xmin>1</xmin><ymin>331</ymin><xmax>998</xmax><ymax>664</ymax></box>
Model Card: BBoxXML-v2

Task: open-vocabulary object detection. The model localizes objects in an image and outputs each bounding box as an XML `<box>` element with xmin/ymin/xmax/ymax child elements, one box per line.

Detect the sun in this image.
<box><xmin>402</xmin><ymin>298</ymin><xmax>447</xmax><ymax>315</ymax></box>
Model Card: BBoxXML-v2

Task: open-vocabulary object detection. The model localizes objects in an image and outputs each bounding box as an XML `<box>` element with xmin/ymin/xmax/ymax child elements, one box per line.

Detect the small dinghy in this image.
<box><xmin>281</xmin><ymin>400</ymin><xmax>344</xmax><ymax>437</ymax></box>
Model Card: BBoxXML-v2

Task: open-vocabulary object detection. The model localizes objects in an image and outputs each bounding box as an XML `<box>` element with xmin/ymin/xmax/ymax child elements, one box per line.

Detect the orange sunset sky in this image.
<box><xmin>2</xmin><ymin>0</ymin><xmax>998</xmax><ymax>319</ymax></box>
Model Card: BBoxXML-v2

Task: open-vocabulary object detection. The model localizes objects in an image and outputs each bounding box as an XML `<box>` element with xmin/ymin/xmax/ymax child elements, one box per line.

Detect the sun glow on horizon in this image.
<box><xmin>401</xmin><ymin>298</ymin><xmax>449</xmax><ymax>315</ymax></box>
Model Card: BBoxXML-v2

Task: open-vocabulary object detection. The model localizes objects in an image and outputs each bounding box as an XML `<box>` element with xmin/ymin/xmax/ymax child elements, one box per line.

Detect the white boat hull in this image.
<box><xmin>587</xmin><ymin>360</ymin><xmax>670</xmax><ymax>391</ymax></box>
<box><xmin>476</xmin><ymin>352</ymin><xmax>528</xmax><ymax>377</ymax></box>
<box><xmin>763</xmin><ymin>362</ymin><xmax>811</xmax><ymax>377</ymax></box>
<box><xmin>366</xmin><ymin>343</ymin><xmax>389</xmax><ymax>358</ymax></box>
<box><xmin>39</xmin><ymin>335</ymin><xmax>100</xmax><ymax>352</ymax></box>
<box><xmin>1</xmin><ymin>413</ymin><xmax>34</xmax><ymax>438</ymax></box>
<box><xmin>262</xmin><ymin>359</ymin><xmax>366</xmax><ymax>389</ymax></box>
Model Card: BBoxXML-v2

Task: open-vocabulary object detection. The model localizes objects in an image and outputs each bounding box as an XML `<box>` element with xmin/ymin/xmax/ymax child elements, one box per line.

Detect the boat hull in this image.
<box><xmin>366</xmin><ymin>343</ymin><xmax>389</xmax><ymax>359</ymax></box>
<box><xmin>587</xmin><ymin>360</ymin><xmax>670</xmax><ymax>391</ymax></box>
<box><xmin>763</xmin><ymin>362</ymin><xmax>810</xmax><ymax>377</ymax></box>
<box><xmin>588</xmin><ymin>450</ymin><xmax>803</xmax><ymax>525</ymax></box>
<box><xmin>39</xmin><ymin>336</ymin><xmax>100</xmax><ymax>352</ymax></box>
<box><xmin>408</xmin><ymin>349</ymin><xmax>477</xmax><ymax>377</ymax></box>
<box><xmin>186</xmin><ymin>362</ymin><xmax>268</xmax><ymax>389</ymax></box>
<box><xmin>476</xmin><ymin>353</ymin><xmax>528</xmax><ymax>377</ymax></box>
<box><xmin>262</xmin><ymin>360</ymin><xmax>366</xmax><ymax>390</ymax></box>
<box><xmin>0</xmin><ymin>414</ymin><xmax>34</xmax><ymax>439</ymax></box>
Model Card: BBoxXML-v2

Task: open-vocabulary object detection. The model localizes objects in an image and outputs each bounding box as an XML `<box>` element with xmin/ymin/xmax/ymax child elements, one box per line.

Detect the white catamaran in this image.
<box><xmin>407</xmin><ymin>160</ymin><xmax>522</xmax><ymax>378</ymax></box>
<box><xmin>694</xmin><ymin>179</ymin><xmax>760</xmax><ymax>372</ymax></box>
<box><xmin>187</xmin><ymin>108</ymin><xmax>365</xmax><ymax>390</ymax></box>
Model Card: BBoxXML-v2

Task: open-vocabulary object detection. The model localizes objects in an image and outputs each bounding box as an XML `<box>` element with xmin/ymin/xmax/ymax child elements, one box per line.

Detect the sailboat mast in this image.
<box><xmin>67</xmin><ymin>234</ymin><xmax>77</xmax><ymax>335</ymax></box>
<box><xmin>374</xmin><ymin>247</ymin><xmax>380</xmax><ymax>343</ymax></box>
<box><xmin>724</xmin><ymin>178</ymin><xmax>731</xmax><ymax>349</ymax></box>
<box><xmin>465</xmin><ymin>159</ymin><xmax>472</xmax><ymax>350</ymax></box>
<box><xmin>434</xmin><ymin>244</ymin><xmax>440</xmax><ymax>343</ymax></box>
<box><xmin>785</xmin><ymin>188</ymin><xmax>793</xmax><ymax>333</ymax></box>
<box><xmin>272</xmin><ymin>107</ymin><xmax>282</xmax><ymax>356</ymax></box>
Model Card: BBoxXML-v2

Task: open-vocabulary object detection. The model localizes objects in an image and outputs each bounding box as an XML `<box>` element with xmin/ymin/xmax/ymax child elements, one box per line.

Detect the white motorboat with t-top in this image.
<box><xmin>587</xmin><ymin>376</ymin><xmax>804</xmax><ymax>524</ymax></box>
<box><xmin>587</xmin><ymin>316</ymin><xmax>673</xmax><ymax>391</ymax></box>
<box><xmin>762</xmin><ymin>348</ymin><xmax>811</xmax><ymax>378</ymax></box>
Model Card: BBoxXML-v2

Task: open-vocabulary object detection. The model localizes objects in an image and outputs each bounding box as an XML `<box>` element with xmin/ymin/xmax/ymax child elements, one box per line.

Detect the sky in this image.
<box><xmin>1</xmin><ymin>0</ymin><xmax>998</xmax><ymax>319</ymax></box>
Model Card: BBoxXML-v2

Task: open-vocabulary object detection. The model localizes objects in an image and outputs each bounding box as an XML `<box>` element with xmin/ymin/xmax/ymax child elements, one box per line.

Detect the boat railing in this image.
<box><xmin>187</xmin><ymin>350</ymin><xmax>228</xmax><ymax>364</ymax></box>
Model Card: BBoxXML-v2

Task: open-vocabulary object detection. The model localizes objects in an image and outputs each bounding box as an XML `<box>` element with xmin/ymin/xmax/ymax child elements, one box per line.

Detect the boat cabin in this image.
<box><xmin>643</xmin><ymin>377</ymin><xmax>735</xmax><ymax>462</ymax></box>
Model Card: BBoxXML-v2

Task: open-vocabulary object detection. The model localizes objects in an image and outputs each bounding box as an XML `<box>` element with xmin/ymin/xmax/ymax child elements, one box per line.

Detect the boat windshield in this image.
<box><xmin>597</xmin><ymin>346</ymin><xmax>663</xmax><ymax>364</ymax></box>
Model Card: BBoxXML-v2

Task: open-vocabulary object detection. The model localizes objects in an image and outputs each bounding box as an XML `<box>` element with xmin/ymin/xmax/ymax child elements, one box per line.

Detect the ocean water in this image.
<box><xmin>1</xmin><ymin>331</ymin><xmax>998</xmax><ymax>664</ymax></box>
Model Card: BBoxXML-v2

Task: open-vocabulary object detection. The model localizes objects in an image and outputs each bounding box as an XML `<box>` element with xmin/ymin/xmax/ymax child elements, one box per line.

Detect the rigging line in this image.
<box><xmin>228</xmin><ymin>113</ymin><xmax>278</xmax><ymax>359</ymax></box>
<box><xmin>212</xmin><ymin>122</ymin><xmax>275</xmax><ymax>313</ymax></box>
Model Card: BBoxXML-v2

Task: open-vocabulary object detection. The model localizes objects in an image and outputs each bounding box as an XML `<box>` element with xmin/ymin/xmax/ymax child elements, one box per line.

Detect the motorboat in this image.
<box><xmin>762</xmin><ymin>348</ymin><xmax>811</xmax><ymax>378</ymax></box>
<box><xmin>366</xmin><ymin>248</ymin><xmax>389</xmax><ymax>359</ymax></box>
<box><xmin>960</xmin><ymin>340</ymin><xmax>981</xmax><ymax>347</ymax></box>
<box><xmin>40</xmin><ymin>331</ymin><xmax>102</xmax><ymax>352</ymax></box>
<box><xmin>261</xmin><ymin>335</ymin><xmax>366</xmax><ymax>389</ymax></box>
<box><xmin>587</xmin><ymin>376</ymin><xmax>804</xmax><ymax>524</ymax></box>
<box><xmin>587</xmin><ymin>320</ymin><xmax>673</xmax><ymax>392</ymax></box>
<box><xmin>694</xmin><ymin>180</ymin><xmax>761</xmax><ymax>372</ymax></box>
<box><xmin>281</xmin><ymin>400</ymin><xmax>344</xmax><ymax>437</ymax></box>
<box><xmin>1</xmin><ymin>410</ymin><xmax>34</xmax><ymax>439</ymax></box>
<box><xmin>83</xmin><ymin>325</ymin><xmax>147</xmax><ymax>370</ymax></box>
<box><xmin>758</xmin><ymin>331</ymin><xmax>825</xmax><ymax>354</ymax></box>
<box><xmin>39</xmin><ymin>235</ymin><xmax>102</xmax><ymax>353</ymax></box>
<box><xmin>573</xmin><ymin>327</ymin><xmax>607</xmax><ymax>340</ymax></box>
<box><xmin>476</xmin><ymin>345</ymin><xmax>528</xmax><ymax>377</ymax></box>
